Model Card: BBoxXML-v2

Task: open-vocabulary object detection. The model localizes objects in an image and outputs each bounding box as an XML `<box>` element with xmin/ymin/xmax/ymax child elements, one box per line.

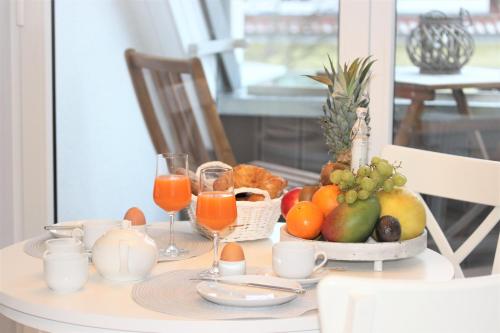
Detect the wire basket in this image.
<box><xmin>188</xmin><ymin>161</ymin><xmax>283</xmax><ymax>242</ymax></box>
<box><xmin>406</xmin><ymin>9</ymin><xmax>474</xmax><ymax>74</ymax></box>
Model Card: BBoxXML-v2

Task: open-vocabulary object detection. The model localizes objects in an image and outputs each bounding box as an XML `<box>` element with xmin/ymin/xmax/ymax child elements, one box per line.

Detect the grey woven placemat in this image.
<box><xmin>131</xmin><ymin>269</ymin><xmax>317</xmax><ymax>320</ymax></box>
<box><xmin>145</xmin><ymin>228</ymin><xmax>212</xmax><ymax>262</ymax></box>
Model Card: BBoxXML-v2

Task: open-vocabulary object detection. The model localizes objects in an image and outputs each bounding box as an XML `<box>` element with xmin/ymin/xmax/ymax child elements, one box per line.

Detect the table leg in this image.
<box><xmin>452</xmin><ymin>89</ymin><xmax>490</xmax><ymax>159</ymax></box>
<box><xmin>394</xmin><ymin>99</ymin><xmax>425</xmax><ymax>146</ymax></box>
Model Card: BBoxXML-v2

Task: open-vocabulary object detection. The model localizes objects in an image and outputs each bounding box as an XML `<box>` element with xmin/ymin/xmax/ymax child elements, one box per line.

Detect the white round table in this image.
<box><xmin>0</xmin><ymin>223</ymin><xmax>454</xmax><ymax>333</ymax></box>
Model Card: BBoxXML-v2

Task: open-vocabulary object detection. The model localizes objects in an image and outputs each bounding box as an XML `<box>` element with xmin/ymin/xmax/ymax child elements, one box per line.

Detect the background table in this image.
<box><xmin>394</xmin><ymin>66</ymin><xmax>500</xmax><ymax>159</ymax></box>
<box><xmin>0</xmin><ymin>223</ymin><xmax>454</xmax><ymax>333</ymax></box>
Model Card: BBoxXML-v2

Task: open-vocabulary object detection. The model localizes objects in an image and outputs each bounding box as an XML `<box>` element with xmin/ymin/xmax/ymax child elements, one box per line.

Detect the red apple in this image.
<box><xmin>281</xmin><ymin>187</ymin><xmax>302</xmax><ymax>217</ymax></box>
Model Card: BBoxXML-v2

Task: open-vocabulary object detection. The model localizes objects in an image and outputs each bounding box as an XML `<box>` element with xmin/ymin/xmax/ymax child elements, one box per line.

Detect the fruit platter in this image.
<box><xmin>281</xmin><ymin>155</ymin><xmax>428</xmax><ymax>270</ymax></box>
<box><xmin>279</xmin><ymin>156</ymin><xmax>428</xmax><ymax>272</ymax></box>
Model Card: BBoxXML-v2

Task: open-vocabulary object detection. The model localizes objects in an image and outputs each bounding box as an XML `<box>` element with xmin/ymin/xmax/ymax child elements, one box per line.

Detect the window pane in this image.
<box><xmin>242</xmin><ymin>0</ymin><xmax>339</xmax><ymax>88</ymax></box>
<box><xmin>394</xmin><ymin>0</ymin><xmax>500</xmax><ymax>161</ymax></box>
<box><xmin>393</xmin><ymin>0</ymin><xmax>500</xmax><ymax>276</ymax></box>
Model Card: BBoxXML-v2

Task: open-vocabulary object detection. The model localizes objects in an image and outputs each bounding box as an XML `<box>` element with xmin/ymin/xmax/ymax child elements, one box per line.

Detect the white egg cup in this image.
<box><xmin>219</xmin><ymin>260</ymin><xmax>246</xmax><ymax>276</ymax></box>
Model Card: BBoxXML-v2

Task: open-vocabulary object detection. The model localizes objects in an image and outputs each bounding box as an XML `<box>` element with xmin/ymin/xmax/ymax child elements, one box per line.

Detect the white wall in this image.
<box><xmin>55</xmin><ymin>0</ymin><xmax>183</xmax><ymax>221</ymax></box>
<box><xmin>0</xmin><ymin>0</ymin><xmax>16</xmax><ymax>248</ymax></box>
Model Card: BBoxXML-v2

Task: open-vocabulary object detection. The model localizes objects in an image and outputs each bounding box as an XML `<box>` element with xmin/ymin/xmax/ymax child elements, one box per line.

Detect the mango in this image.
<box><xmin>377</xmin><ymin>188</ymin><xmax>426</xmax><ymax>240</ymax></box>
<box><xmin>321</xmin><ymin>196</ymin><xmax>380</xmax><ymax>242</ymax></box>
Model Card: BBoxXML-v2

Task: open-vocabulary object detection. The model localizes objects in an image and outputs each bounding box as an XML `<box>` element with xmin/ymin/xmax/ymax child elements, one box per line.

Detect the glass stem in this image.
<box><xmin>211</xmin><ymin>232</ymin><xmax>220</xmax><ymax>274</ymax></box>
<box><xmin>168</xmin><ymin>213</ymin><xmax>175</xmax><ymax>248</ymax></box>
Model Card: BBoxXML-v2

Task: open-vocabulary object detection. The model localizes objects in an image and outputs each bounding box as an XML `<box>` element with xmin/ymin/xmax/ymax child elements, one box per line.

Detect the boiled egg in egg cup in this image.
<box><xmin>124</xmin><ymin>207</ymin><xmax>147</xmax><ymax>233</ymax></box>
<box><xmin>219</xmin><ymin>242</ymin><xmax>246</xmax><ymax>276</ymax></box>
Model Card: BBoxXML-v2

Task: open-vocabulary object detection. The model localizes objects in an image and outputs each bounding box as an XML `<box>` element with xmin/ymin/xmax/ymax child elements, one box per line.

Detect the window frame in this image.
<box><xmin>2</xmin><ymin>0</ymin><xmax>54</xmax><ymax>246</ymax></box>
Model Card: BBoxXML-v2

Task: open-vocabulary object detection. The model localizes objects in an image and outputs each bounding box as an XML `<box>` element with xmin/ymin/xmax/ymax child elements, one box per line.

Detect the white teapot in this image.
<box><xmin>92</xmin><ymin>220</ymin><xmax>158</xmax><ymax>282</ymax></box>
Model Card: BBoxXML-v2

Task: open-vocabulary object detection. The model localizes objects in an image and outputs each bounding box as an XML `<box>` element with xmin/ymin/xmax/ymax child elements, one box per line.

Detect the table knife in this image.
<box><xmin>43</xmin><ymin>225</ymin><xmax>81</xmax><ymax>230</ymax></box>
<box><xmin>190</xmin><ymin>278</ymin><xmax>306</xmax><ymax>294</ymax></box>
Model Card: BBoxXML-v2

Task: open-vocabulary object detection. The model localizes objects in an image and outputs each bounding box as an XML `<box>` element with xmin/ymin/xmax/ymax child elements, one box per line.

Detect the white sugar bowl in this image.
<box><xmin>92</xmin><ymin>220</ymin><xmax>158</xmax><ymax>282</ymax></box>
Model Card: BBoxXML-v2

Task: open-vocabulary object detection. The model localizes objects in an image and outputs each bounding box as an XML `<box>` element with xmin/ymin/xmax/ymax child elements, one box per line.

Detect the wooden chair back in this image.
<box><xmin>382</xmin><ymin>145</ymin><xmax>500</xmax><ymax>277</ymax></box>
<box><xmin>125</xmin><ymin>48</ymin><xmax>236</xmax><ymax>168</ymax></box>
<box><xmin>318</xmin><ymin>275</ymin><xmax>500</xmax><ymax>333</ymax></box>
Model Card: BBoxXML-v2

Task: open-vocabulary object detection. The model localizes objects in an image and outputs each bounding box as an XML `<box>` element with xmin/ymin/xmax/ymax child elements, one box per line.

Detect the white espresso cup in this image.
<box><xmin>45</xmin><ymin>237</ymin><xmax>83</xmax><ymax>254</ymax></box>
<box><xmin>272</xmin><ymin>241</ymin><xmax>328</xmax><ymax>279</ymax></box>
<box><xmin>73</xmin><ymin>220</ymin><xmax>123</xmax><ymax>251</ymax></box>
<box><xmin>43</xmin><ymin>252</ymin><xmax>89</xmax><ymax>293</ymax></box>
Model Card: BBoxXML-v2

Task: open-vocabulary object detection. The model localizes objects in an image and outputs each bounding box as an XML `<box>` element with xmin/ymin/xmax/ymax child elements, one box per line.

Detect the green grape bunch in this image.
<box><xmin>329</xmin><ymin>156</ymin><xmax>407</xmax><ymax>205</ymax></box>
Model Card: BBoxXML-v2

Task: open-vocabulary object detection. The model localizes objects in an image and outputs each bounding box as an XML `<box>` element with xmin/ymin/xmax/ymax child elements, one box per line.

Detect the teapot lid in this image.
<box><xmin>96</xmin><ymin>220</ymin><xmax>147</xmax><ymax>243</ymax></box>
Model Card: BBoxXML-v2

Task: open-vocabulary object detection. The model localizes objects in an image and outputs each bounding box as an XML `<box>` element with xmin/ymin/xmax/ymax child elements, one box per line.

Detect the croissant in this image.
<box><xmin>213</xmin><ymin>164</ymin><xmax>287</xmax><ymax>199</ymax></box>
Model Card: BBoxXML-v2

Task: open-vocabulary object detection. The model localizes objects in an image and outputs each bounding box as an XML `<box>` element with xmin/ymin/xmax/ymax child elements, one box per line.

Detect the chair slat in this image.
<box><xmin>133</xmin><ymin>53</ymin><xmax>193</xmax><ymax>74</ymax></box>
<box><xmin>126</xmin><ymin>49</ymin><xmax>237</xmax><ymax>166</ymax></box>
<box><xmin>382</xmin><ymin>145</ymin><xmax>500</xmax><ymax>206</ymax></box>
<box><xmin>250</xmin><ymin>160</ymin><xmax>319</xmax><ymax>188</ymax></box>
<box><xmin>166</xmin><ymin>71</ymin><xmax>211</xmax><ymax>166</ymax></box>
<box><xmin>125</xmin><ymin>50</ymin><xmax>168</xmax><ymax>154</ymax></box>
<box><xmin>382</xmin><ymin>145</ymin><xmax>500</xmax><ymax>277</ymax></box>
<box><xmin>191</xmin><ymin>58</ymin><xmax>236</xmax><ymax>166</ymax></box>
<box><xmin>149</xmin><ymin>71</ymin><xmax>186</xmax><ymax>153</ymax></box>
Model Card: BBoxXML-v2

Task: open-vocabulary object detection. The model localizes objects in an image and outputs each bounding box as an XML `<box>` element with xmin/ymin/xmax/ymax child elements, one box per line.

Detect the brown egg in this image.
<box><xmin>220</xmin><ymin>242</ymin><xmax>245</xmax><ymax>262</ymax></box>
<box><xmin>124</xmin><ymin>207</ymin><xmax>146</xmax><ymax>226</ymax></box>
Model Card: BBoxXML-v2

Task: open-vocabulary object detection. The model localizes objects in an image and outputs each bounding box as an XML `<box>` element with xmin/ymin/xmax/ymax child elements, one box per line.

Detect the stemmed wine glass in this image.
<box><xmin>153</xmin><ymin>153</ymin><xmax>191</xmax><ymax>258</ymax></box>
<box><xmin>196</xmin><ymin>166</ymin><xmax>237</xmax><ymax>277</ymax></box>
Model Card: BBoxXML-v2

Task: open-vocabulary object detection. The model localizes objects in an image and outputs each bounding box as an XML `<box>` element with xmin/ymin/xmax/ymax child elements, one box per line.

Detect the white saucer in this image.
<box><xmin>50</xmin><ymin>220</ymin><xmax>145</xmax><ymax>238</ymax></box>
<box><xmin>259</xmin><ymin>269</ymin><xmax>330</xmax><ymax>287</ymax></box>
<box><xmin>49</xmin><ymin>221</ymin><xmax>82</xmax><ymax>238</ymax></box>
<box><xmin>196</xmin><ymin>275</ymin><xmax>300</xmax><ymax>307</ymax></box>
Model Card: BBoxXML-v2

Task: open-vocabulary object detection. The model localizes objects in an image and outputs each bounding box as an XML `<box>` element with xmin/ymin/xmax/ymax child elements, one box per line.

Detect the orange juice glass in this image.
<box><xmin>153</xmin><ymin>153</ymin><xmax>191</xmax><ymax>258</ymax></box>
<box><xmin>196</xmin><ymin>191</ymin><xmax>237</xmax><ymax>231</ymax></box>
<box><xmin>153</xmin><ymin>174</ymin><xmax>191</xmax><ymax>212</ymax></box>
<box><xmin>196</xmin><ymin>166</ymin><xmax>237</xmax><ymax>277</ymax></box>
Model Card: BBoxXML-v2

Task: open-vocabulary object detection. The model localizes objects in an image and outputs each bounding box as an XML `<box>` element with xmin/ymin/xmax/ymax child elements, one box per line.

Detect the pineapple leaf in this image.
<box><xmin>359</xmin><ymin>56</ymin><xmax>370</xmax><ymax>70</ymax></box>
<box><xmin>324</xmin><ymin>65</ymin><xmax>334</xmax><ymax>88</ymax></box>
<box><xmin>346</xmin><ymin>58</ymin><xmax>360</xmax><ymax>85</ymax></box>
<box><xmin>358</xmin><ymin>60</ymin><xmax>376</xmax><ymax>86</ymax></box>
<box><xmin>305</xmin><ymin>75</ymin><xmax>332</xmax><ymax>86</ymax></box>
<box><xmin>328</xmin><ymin>55</ymin><xmax>336</xmax><ymax>78</ymax></box>
<box><xmin>307</xmin><ymin>55</ymin><xmax>375</xmax><ymax>160</ymax></box>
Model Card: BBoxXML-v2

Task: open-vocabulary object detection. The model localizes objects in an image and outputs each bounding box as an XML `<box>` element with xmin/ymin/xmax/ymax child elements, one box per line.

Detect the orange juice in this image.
<box><xmin>153</xmin><ymin>175</ymin><xmax>191</xmax><ymax>212</ymax></box>
<box><xmin>196</xmin><ymin>191</ymin><xmax>237</xmax><ymax>231</ymax></box>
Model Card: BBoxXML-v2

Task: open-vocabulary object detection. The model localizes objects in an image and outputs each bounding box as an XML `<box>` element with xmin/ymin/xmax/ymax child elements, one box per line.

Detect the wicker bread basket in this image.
<box><xmin>188</xmin><ymin>161</ymin><xmax>283</xmax><ymax>242</ymax></box>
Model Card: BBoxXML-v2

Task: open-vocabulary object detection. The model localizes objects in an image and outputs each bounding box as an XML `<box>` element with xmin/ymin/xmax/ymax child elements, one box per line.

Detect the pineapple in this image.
<box><xmin>307</xmin><ymin>56</ymin><xmax>374</xmax><ymax>166</ymax></box>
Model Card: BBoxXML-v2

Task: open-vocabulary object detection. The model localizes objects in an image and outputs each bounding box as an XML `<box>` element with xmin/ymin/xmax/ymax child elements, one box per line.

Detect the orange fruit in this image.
<box><xmin>312</xmin><ymin>185</ymin><xmax>341</xmax><ymax>217</ymax></box>
<box><xmin>286</xmin><ymin>201</ymin><xmax>324</xmax><ymax>239</ymax></box>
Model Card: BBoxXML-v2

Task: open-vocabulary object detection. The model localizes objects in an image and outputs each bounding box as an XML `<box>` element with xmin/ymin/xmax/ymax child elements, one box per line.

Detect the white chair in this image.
<box><xmin>381</xmin><ymin>145</ymin><xmax>500</xmax><ymax>278</ymax></box>
<box><xmin>318</xmin><ymin>274</ymin><xmax>500</xmax><ymax>333</ymax></box>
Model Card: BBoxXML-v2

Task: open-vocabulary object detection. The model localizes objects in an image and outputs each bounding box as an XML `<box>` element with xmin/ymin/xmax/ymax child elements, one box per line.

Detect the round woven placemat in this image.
<box><xmin>131</xmin><ymin>269</ymin><xmax>317</xmax><ymax>320</ymax></box>
<box><xmin>145</xmin><ymin>228</ymin><xmax>212</xmax><ymax>262</ymax></box>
